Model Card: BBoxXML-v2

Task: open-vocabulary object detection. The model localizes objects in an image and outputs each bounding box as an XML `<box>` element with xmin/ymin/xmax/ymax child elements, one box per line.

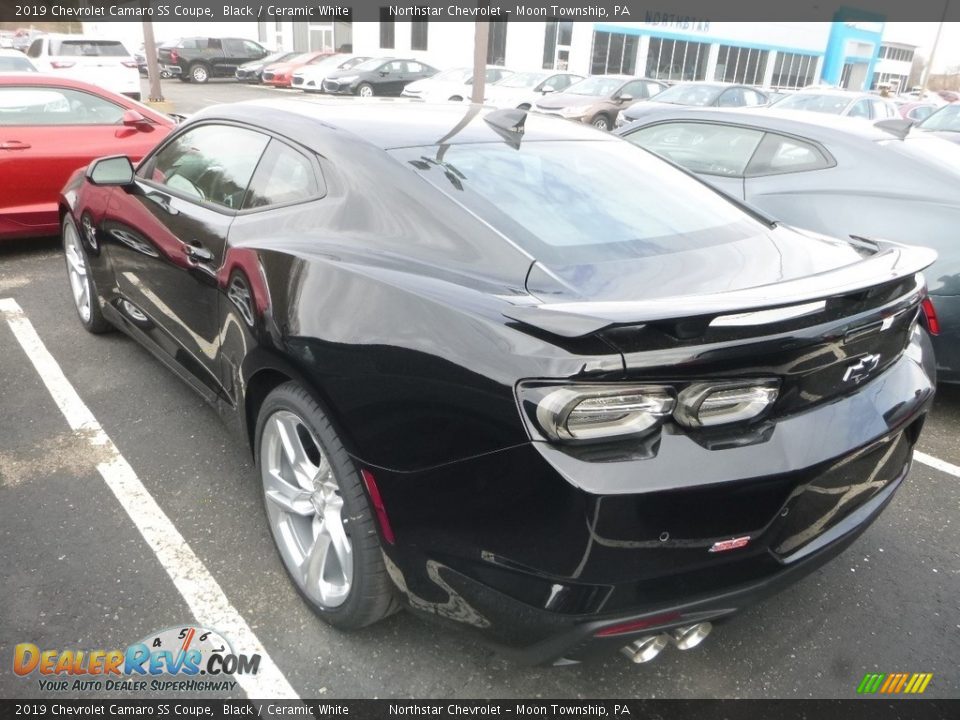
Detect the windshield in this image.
<box><xmin>56</xmin><ymin>40</ymin><xmax>129</xmax><ymax>57</ymax></box>
<box><xmin>652</xmin><ymin>84</ymin><xmax>724</xmax><ymax>106</ymax></box>
<box><xmin>261</xmin><ymin>51</ymin><xmax>295</xmax><ymax>64</ymax></box>
<box><xmin>494</xmin><ymin>72</ymin><xmax>547</xmax><ymax>89</ymax></box>
<box><xmin>773</xmin><ymin>93</ymin><xmax>851</xmax><ymax>114</ymax></box>
<box><xmin>918</xmin><ymin>104</ymin><xmax>960</xmax><ymax>132</ymax></box>
<box><xmin>430</xmin><ymin>68</ymin><xmax>472</xmax><ymax>83</ymax></box>
<box><xmin>350</xmin><ymin>58</ymin><xmax>388</xmax><ymax>73</ymax></box>
<box><xmin>392</xmin><ymin>140</ymin><xmax>763</xmax><ymax>264</ymax></box>
<box><xmin>0</xmin><ymin>56</ymin><xmax>36</xmax><ymax>71</ymax></box>
<box><xmin>564</xmin><ymin>76</ymin><xmax>624</xmax><ymax>97</ymax></box>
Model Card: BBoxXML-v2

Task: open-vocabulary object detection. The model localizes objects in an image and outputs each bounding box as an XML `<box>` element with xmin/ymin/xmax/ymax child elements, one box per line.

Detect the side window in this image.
<box><xmin>746</xmin><ymin>133</ymin><xmax>833</xmax><ymax>176</ymax></box>
<box><xmin>26</xmin><ymin>39</ymin><xmax>42</xmax><ymax>58</ymax></box>
<box><xmin>141</xmin><ymin>125</ymin><xmax>269</xmax><ymax>210</ymax></box>
<box><xmin>742</xmin><ymin>89</ymin><xmax>766</xmax><ymax>106</ymax></box>
<box><xmin>717</xmin><ymin>88</ymin><xmax>745</xmax><ymax>107</ymax></box>
<box><xmin>243</xmin><ymin>41</ymin><xmax>264</xmax><ymax>57</ymax></box>
<box><xmin>222</xmin><ymin>39</ymin><xmax>243</xmax><ymax>55</ymax></box>
<box><xmin>180</xmin><ymin>38</ymin><xmax>199</xmax><ymax>50</ymax></box>
<box><xmin>645</xmin><ymin>81</ymin><xmax>665</xmax><ymax>98</ymax></box>
<box><xmin>847</xmin><ymin>99</ymin><xmax>870</xmax><ymax>118</ymax></box>
<box><xmin>910</xmin><ymin>106</ymin><xmax>934</xmax><ymax>121</ymax></box>
<box><xmin>0</xmin><ymin>87</ymin><xmax>124</xmax><ymax>125</ymax></box>
<box><xmin>242</xmin><ymin>140</ymin><xmax>322</xmax><ymax>209</ymax></box>
<box><xmin>542</xmin><ymin>74</ymin><xmax>569</xmax><ymax>91</ymax></box>
<box><xmin>207</xmin><ymin>38</ymin><xmax>223</xmax><ymax>50</ymax></box>
<box><xmin>487</xmin><ymin>69</ymin><xmax>506</xmax><ymax>82</ymax></box>
<box><xmin>619</xmin><ymin>80</ymin><xmax>649</xmax><ymax>99</ymax></box>
<box><xmin>625</xmin><ymin>122</ymin><xmax>764</xmax><ymax>177</ymax></box>
<box><xmin>406</xmin><ymin>62</ymin><xmax>424</xmax><ymax>74</ymax></box>
<box><xmin>870</xmin><ymin>100</ymin><xmax>895</xmax><ymax>119</ymax></box>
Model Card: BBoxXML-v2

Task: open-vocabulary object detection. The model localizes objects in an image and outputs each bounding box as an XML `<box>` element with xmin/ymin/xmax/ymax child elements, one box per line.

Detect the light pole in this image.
<box><xmin>472</xmin><ymin>21</ymin><xmax>489</xmax><ymax>104</ymax></box>
<box><xmin>142</xmin><ymin>19</ymin><xmax>164</xmax><ymax>105</ymax></box>
<box><xmin>920</xmin><ymin>0</ymin><xmax>950</xmax><ymax>94</ymax></box>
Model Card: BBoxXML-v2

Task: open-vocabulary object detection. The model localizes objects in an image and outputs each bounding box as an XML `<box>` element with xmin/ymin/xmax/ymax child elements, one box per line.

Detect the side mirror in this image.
<box><xmin>540</xmin><ymin>86</ymin><xmax>555</xmax><ymax>94</ymax></box>
<box><xmin>122</xmin><ymin>109</ymin><xmax>151</xmax><ymax>129</ymax></box>
<box><xmin>379</xmin><ymin>70</ymin><xmax>389</xmax><ymax>77</ymax></box>
<box><xmin>87</xmin><ymin>155</ymin><xmax>135</xmax><ymax>186</ymax></box>
<box><xmin>617</xmin><ymin>93</ymin><xmax>634</xmax><ymax>103</ymax></box>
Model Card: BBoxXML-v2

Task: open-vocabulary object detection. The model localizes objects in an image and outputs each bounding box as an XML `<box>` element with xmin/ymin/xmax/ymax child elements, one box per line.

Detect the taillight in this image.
<box><xmin>50</xmin><ymin>61</ymin><xmax>75</xmax><ymax>69</ymax></box>
<box><xmin>122</xmin><ymin>61</ymin><xmax>138</xmax><ymax>68</ymax></box>
<box><xmin>921</xmin><ymin>298</ymin><xmax>940</xmax><ymax>335</ymax></box>
<box><xmin>169</xmin><ymin>49</ymin><xmax>179</xmax><ymax>63</ymax></box>
<box><xmin>518</xmin><ymin>379</ymin><xmax>780</xmax><ymax>443</ymax></box>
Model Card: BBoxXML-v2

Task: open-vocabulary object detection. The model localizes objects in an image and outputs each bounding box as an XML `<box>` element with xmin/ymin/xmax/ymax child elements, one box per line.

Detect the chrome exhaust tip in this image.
<box><xmin>670</xmin><ymin>622</ymin><xmax>712</xmax><ymax>650</ymax></box>
<box><xmin>620</xmin><ymin>634</ymin><xmax>669</xmax><ymax>664</ymax></box>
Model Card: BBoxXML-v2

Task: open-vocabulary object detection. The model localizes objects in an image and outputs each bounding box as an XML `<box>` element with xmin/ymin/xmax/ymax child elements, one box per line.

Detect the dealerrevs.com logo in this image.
<box><xmin>13</xmin><ymin>626</ymin><xmax>260</xmax><ymax>693</ymax></box>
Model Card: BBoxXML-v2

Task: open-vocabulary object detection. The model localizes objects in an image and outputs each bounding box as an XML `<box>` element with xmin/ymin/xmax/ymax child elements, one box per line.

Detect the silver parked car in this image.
<box><xmin>616</xmin><ymin>107</ymin><xmax>959</xmax><ymax>382</ymax></box>
<box><xmin>771</xmin><ymin>88</ymin><xmax>898</xmax><ymax>120</ymax></box>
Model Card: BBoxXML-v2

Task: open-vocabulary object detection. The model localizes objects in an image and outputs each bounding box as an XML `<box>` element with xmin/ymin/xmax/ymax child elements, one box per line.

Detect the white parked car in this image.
<box><xmin>482</xmin><ymin>70</ymin><xmax>584</xmax><ymax>109</ymax></box>
<box><xmin>0</xmin><ymin>49</ymin><xmax>37</xmax><ymax>73</ymax></box>
<box><xmin>292</xmin><ymin>54</ymin><xmax>371</xmax><ymax>93</ymax></box>
<box><xmin>401</xmin><ymin>66</ymin><xmax>513</xmax><ymax>102</ymax></box>
<box><xmin>25</xmin><ymin>34</ymin><xmax>140</xmax><ymax>100</ymax></box>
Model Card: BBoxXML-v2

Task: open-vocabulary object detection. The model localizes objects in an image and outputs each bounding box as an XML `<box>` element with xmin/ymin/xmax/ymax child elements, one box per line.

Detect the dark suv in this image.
<box><xmin>159</xmin><ymin>37</ymin><xmax>268</xmax><ymax>83</ymax></box>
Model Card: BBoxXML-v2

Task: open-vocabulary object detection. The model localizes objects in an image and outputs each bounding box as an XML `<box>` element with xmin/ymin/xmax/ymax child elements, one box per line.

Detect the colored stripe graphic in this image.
<box><xmin>857</xmin><ymin>672</ymin><xmax>932</xmax><ymax>694</ymax></box>
<box><xmin>858</xmin><ymin>673</ymin><xmax>885</xmax><ymax>693</ymax></box>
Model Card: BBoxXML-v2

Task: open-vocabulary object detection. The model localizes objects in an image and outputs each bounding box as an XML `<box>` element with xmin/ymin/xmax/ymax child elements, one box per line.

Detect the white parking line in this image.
<box><xmin>915</xmin><ymin>451</ymin><xmax>960</xmax><ymax>478</ymax></box>
<box><xmin>0</xmin><ymin>297</ymin><xmax>299</xmax><ymax>700</ymax></box>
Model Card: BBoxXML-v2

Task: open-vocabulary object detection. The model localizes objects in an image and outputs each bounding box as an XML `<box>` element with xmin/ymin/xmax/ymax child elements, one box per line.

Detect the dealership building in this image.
<box><xmin>254</xmin><ymin>16</ymin><xmax>918</xmax><ymax>92</ymax></box>
<box><xmin>84</xmin><ymin>15</ymin><xmax>918</xmax><ymax>93</ymax></box>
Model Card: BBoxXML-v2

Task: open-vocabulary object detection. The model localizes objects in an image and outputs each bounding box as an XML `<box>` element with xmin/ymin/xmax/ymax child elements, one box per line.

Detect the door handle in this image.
<box><xmin>184</xmin><ymin>242</ymin><xmax>214</xmax><ymax>263</ymax></box>
<box><xmin>0</xmin><ymin>140</ymin><xmax>31</xmax><ymax>150</ymax></box>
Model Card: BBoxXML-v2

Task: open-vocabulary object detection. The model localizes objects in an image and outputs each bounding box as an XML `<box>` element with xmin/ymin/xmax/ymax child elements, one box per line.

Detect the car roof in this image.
<box><xmin>620</xmin><ymin>106</ymin><xmax>894</xmax><ymax>141</ymax></box>
<box><xmin>192</xmin><ymin>99</ymin><xmax>617</xmax><ymax>151</ymax></box>
<box><xmin>792</xmin><ymin>88</ymin><xmax>878</xmax><ymax>99</ymax></box>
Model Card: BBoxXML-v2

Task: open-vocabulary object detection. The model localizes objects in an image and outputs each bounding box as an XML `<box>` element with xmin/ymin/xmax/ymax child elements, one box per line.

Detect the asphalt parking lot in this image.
<box><xmin>1</xmin><ymin>79</ymin><xmax>959</xmax><ymax>701</ymax></box>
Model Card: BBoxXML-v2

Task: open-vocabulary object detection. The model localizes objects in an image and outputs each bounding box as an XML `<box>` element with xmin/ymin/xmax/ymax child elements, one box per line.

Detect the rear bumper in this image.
<box><xmin>373</xmin><ymin>332</ymin><xmax>935</xmax><ymax>664</ymax></box>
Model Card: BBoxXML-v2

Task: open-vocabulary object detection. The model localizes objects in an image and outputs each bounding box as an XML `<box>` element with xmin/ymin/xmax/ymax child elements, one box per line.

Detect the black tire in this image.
<box><xmin>356</xmin><ymin>82</ymin><xmax>375</xmax><ymax>98</ymax></box>
<box><xmin>255</xmin><ymin>382</ymin><xmax>400</xmax><ymax>630</ymax></box>
<box><xmin>62</xmin><ymin>214</ymin><xmax>111</xmax><ymax>334</ymax></box>
<box><xmin>189</xmin><ymin>62</ymin><xmax>211</xmax><ymax>83</ymax></box>
<box><xmin>178</xmin><ymin>75</ymin><xmax>190</xmax><ymax>83</ymax></box>
<box><xmin>591</xmin><ymin>114</ymin><xmax>611</xmax><ymax>131</ymax></box>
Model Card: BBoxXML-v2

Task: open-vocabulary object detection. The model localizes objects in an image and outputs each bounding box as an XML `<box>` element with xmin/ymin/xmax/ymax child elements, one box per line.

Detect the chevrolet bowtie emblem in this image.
<box><xmin>843</xmin><ymin>353</ymin><xmax>881</xmax><ymax>384</ymax></box>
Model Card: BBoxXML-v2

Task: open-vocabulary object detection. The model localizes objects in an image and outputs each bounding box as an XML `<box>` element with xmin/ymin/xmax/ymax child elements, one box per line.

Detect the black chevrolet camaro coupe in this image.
<box><xmin>59</xmin><ymin>101</ymin><xmax>937</xmax><ymax>666</ymax></box>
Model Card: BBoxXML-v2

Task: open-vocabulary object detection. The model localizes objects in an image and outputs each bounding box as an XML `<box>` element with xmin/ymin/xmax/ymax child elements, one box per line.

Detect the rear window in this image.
<box><xmin>774</xmin><ymin>93</ymin><xmax>851</xmax><ymax>114</ymax></box>
<box><xmin>54</xmin><ymin>40</ymin><xmax>129</xmax><ymax>57</ymax></box>
<box><xmin>0</xmin><ymin>56</ymin><xmax>35</xmax><ymax>72</ymax></box>
<box><xmin>392</xmin><ymin>140</ymin><xmax>765</xmax><ymax>264</ymax></box>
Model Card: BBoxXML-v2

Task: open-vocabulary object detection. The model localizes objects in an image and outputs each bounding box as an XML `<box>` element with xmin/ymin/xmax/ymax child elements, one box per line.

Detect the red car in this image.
<box><xmin>0</xmin><ymin>74</ymin><xmax>174</xmax><ymax>241</ymax></box>
<box><xmin>261</xmin><ymin>51</ymin><xmax>332</xmax><ymax>88</ymax></box>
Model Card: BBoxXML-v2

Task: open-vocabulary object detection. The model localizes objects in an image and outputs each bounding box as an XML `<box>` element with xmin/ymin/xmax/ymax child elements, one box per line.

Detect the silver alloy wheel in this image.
<box><xmin>192</xmin><ymin>64</ymin><xmax>208</xmax><ymax>82</ymax></box>
<box><xmin>358</xmin><ymin>84</ymin><xmax>374</xmax><ymax>98</ymax></box>
<box><xmin>260</xmin><ymin>410</ymin><xmax>353</xmax><ymax>608</ymax></box>
<box><xmin>64</xmin><ymin>221</ymin><xmax>91</xmax><ymax>323</ymax></box>
<box><xmin>593</xmin><ymin>116</ymin><xmax>610</xmax><ymax>130</ymax></box>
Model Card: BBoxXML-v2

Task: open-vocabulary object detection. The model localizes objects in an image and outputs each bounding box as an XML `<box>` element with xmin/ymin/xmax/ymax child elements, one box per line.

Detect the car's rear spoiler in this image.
<box><xmin>503</xmin><ymin>240</ymin><xmax>937</xmax><ymax>338</ymax></box>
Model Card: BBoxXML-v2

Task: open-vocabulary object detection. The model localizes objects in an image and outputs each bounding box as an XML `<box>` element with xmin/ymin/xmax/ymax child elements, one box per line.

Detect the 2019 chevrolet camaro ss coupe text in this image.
<box><xmin>59</xmin><ymin>101</ymin><xmax>937</xmax><ymax>666</ymax></box>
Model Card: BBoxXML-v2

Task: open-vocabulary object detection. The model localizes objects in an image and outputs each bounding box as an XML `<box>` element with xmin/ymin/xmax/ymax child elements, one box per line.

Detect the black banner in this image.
<box><xmin>1</xmin><ymin>0</ymin><xmax>960</xmax><ymax>23</ymax></box>
<box><xmin>2</xmin><ymin>700</ymin><xmax>960</xmax><ymax>720</ymax></box>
